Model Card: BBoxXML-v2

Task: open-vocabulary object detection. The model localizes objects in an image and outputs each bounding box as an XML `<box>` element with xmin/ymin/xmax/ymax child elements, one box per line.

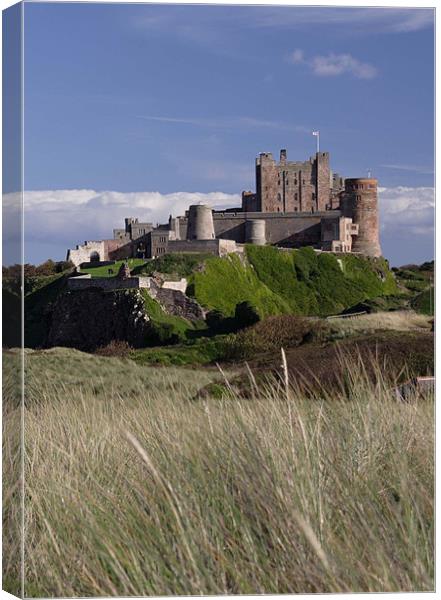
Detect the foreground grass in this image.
<box><xmin>3</xmin><ymin>349</ymin><xmax>434</xmax><ymax>596</ymax></box>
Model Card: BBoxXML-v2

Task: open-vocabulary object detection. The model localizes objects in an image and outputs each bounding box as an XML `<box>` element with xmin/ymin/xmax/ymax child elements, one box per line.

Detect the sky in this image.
<box><xmin>3</xmin><ymin>2</ymin><xmax>435</xmax><ymax>266</ymax></box>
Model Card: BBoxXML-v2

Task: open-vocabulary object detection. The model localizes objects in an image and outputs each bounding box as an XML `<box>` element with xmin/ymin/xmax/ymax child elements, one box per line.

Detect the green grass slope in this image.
<box><xmin>187</xmin><ymin>252</ymin><xmax>290</xmax><ymax>317</ymax></box>
<box><xmin>24</xmin><ymin>274</ymin><xmax>69</xmax><ymax>347</ymax></box>
<box><xmin>188</xmin><ymin>247</ymin><xmax>397</xmax><ymax>318</ymax></box>
<box><xmin>80</xmin><ymin>258</ymin><xmax>146</xmax><ymax>278</ymax></box>
<box><xmin>411</xmin><ymin>288</ymin><xmax>435</xmax><ymax>316</ymax></box>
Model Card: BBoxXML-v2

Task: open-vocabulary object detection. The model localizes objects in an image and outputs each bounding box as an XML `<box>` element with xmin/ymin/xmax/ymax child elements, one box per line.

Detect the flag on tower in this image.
<box><xmin>312</xmin><ymin>130</ymin><xmax>320</xmax><ymax>152</ymax></box>
<box><xmin>312</xmin><ymin>131</ymin><xmax>319</xmax><ymax>136</ymax></box>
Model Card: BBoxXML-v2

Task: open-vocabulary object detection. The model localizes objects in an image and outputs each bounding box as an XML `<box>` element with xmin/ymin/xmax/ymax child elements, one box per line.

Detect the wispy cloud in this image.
<box><xmin>132</xmin><ymin>7</ymin><xmax>433</xmax><ymax>38</ymax></box>
<box><xmin>137</xmin><ymin>114</ymin><xmax>310</xmax><ymax>133</ymax></box>
<box><xmin>251</xmin><ymin>7</ymin><xmax>433</xmax><ymax>34</ymax></box>
<box><xmin>380</xmin><ymin>164</ymin><xmax>434</xmax><ymax>175</ymax></box>
<box><xmin>289</xmin><ymin>49</ymin><xmax>377</xmax><ymax>80</ymax></box>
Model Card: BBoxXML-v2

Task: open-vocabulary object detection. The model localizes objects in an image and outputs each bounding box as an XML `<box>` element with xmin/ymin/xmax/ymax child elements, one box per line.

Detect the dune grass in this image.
<box><xmin>2</xmin><ymin>348</ymin><xmax>434</xmax><ymax>596</ymax></box>
<box><xmin>329</xmin><ymin>310</ymin><xmax>432</xmax><ymax>336</ymax></box>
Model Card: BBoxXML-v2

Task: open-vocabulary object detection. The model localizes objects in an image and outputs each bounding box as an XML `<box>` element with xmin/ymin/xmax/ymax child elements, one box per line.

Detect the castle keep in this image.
<box><xmin>67</xmin><ymin>149</ymin><xmax>381</xmax><ymax>266</ymax></box>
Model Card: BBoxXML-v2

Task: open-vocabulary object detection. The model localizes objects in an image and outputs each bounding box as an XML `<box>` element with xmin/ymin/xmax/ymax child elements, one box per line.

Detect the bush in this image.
<box><xmin>220</xmin><ymin>315</ymin><xmax>328</xmax><ymax>361</ymax></box>
<box><xmin>234</xmin><ymin>301</ymin><xmax>261</xmax><ymax>328</ymax></box>
<box><xmin>411</xmin><ymin>288</ymin><xmax>435</xmax><ymax>316</ymax></box>
<box><xmin>95</xmin><ymin>340</ymin><xmax>133</xmax><ymax>358</ymax></box>
<box><xmin>148</xmin><ymin>321</ymin><xmax>187</xmax><ymax>346</ymax></box>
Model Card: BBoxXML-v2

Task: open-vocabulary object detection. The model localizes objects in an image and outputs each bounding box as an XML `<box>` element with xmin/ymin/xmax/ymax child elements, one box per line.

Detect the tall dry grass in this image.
<box><xmin>329</xmin><ymin>310</ymin><xmax>432</xmax><ymax>336</ymax></box>
<box><xmin>2</xmin><ymin>348</ymin><xmax>434</xmax><ymax>596</ymax></box>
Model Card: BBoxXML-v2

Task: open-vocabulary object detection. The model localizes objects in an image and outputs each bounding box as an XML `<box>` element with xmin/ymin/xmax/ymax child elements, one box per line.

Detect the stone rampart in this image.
<box><xmin>67</xmin><ymin>275</ymin><xmax>151</xmax><ymax>291</ymax></box>
<box><xmin>167</xmin><ymin>238</ymin><xmax>239</xmax><ymax>256</ymax></box>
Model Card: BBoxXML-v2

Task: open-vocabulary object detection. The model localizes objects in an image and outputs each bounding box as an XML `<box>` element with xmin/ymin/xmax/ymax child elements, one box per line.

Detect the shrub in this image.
<box><xmin>234</xmin><ymin>301</ymin><xmax>261</xmax><ymax>328</ymax></box>
<box><xmin>148</xmin><ymin>321</ymin><xmax>187</xmax><ymax>345</ymax></box>
<box><xmin>219</xmin><ymin>315</ymin><xmax>328</xmax><ymax>361</ymax></box>
<box><xmin>95</xmin><ymin>340</ymin><xmax>133</xmax><ymax>358</ymax></box>
<box><xmin>411</xmin><ymin>288</ymin><xmax>435</xmax><ymax>316</ymax></box>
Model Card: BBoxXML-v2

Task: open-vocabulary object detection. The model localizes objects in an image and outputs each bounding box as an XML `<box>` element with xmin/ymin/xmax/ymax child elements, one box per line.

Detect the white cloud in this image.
<box><xmin>2</xmin><ymin>190</ymin><xmax>240</xmax><ymax>250</ymax></box>
<box><xmin>378</xmin><ymin>186</ymin><xmax>434</xmax><ymax>236</ymax></box>
<box><xmin>289</xmin><ymin>49</ymin><xmax>377</xmax><ymax>79</ymax></box>
<box><xmin>3</xmin><ymin>186</ymin><xmax>433</xmax><ymax>265</ymax></box>
<box><xmin>311</xmin><ymin>53</ymin><xmax>377</xmax><ymax>79</ymax></box>
<box><xmin>290</xmin><ymin>49</ymin><xmax>304</xmax><ymax>64</ymax></box>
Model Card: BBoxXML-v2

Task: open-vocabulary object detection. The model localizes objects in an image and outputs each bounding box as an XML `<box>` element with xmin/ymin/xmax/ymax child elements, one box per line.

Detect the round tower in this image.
<box><xmin>186</xmin><ymin>204</ymin><xmax>215</xmax><ymax>241</ymax></box>
<box><xmin>245</xmin><ymin>219</ymin><xmax>266</xmax><ymax>245</ymax></box>
<box><xmin>342</xmin><ymin>178</ymin><xmax>381</xmax><ymax>257</ymax></box>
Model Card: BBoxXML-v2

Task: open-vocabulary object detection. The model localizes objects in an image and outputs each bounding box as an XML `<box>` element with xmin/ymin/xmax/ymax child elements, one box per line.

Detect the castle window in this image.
<box><xmin>286</xmin><ymin>178</ymin><xmax>289</xmax><ymax>185</ymax></box>
<box><xmin>277</xmin><ymin>193</ymin><xmax>281</xmax><ymax>202</ymax></box>
<box><xmin>294</xmin><ymin>207</ymin><xmax>298</xmax><ymax>212</ymax></box>
<box><xmin>294</xmin><ymin>180</ymin><xmax>297</xmax><ymax>185</ymax></box>
<box><xmin>295</xmin><ymin>193</ymin><xmax>298</xmax><ymax>201</ymax></box>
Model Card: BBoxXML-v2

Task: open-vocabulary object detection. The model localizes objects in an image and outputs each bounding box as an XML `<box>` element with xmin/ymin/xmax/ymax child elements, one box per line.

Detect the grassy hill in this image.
<box><xmin>20</xmin><ymin>247</ymin><xmax>401</xmax><ymax>350</ymax></box>
<box><xmin>187</xmin><ymin>246</ymin><xmax>397</xmax><ymax>318</ymax></box>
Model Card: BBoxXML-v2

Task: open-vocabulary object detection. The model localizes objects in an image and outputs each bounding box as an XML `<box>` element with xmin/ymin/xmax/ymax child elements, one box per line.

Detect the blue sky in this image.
<box><xmin>7</xmin><ymin>3</ymin><xmax>436</xmax><ymax>265</ymax></box>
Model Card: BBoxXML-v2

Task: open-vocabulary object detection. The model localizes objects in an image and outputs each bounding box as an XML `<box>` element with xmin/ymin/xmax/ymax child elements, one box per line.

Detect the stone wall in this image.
<box><xmin>321</xmin><ymin>216</ymin><xmax>358</xmax><ymax>252</ymax></box>
<box><xmin>253</xmin><ymin>150</ymin><xmax>332</xmax><ymax>214</ymax></box>
<box><xmin>162</xmin><ymin>279</ymin><xmax>188</xmax><ymax>293</ymax></box>
<box><xmin>67</xmin><ymin>241</ymin><xmax>107</xmax><ymax>266</ymax></box>
<box><xmin>67</xmin><ymin>275</ymin><xmax>151</xmax><ymax>291</ymax></box>
<box><xmin>67</xmin><ymin>239</ymin><xmax>131</xmax><ymax>266</ymax></box>
<box><xmin>212</xmin><ymin>211</ymin><xmax>337</xmax><ymax>248</ymax></box>
<box><xmin>316</xmin><ymin>152</ymin><xmax>331</xmax><ymax>211</ymax></box>
<box><xmin>167</xmin><ymin>238</ymin><xmax>239</xmax><ymax>256</ymax></box>
<box><xmin>342</xmin><ymin>179</ymin><xmax>381</xmax><ymax>257</ymax></box>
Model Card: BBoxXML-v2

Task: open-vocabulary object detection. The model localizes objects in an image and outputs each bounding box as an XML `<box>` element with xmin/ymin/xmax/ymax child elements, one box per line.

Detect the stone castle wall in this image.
<box><xmin>167</xmin><ymin>238</ymin><xmax>240</xmax><ymax>257</ymax></box>
<box><xmin>176</xmin><ymin>211</ymin><xmax>339</xmax><ymax>249</ymax></box>
<box><xmin>67</xmin><ymin>275</ymin><xmax>152</xmax><ymax>291</ymax></box>
<box><xmin>342</xmin><ymin>178</ymin><xmax>381</xmax><ymax>257</ymax></box>
<box><xmin>254</xmin><ymin>150</ymin><xmax>331</xmax><ymax>213</ymax></box>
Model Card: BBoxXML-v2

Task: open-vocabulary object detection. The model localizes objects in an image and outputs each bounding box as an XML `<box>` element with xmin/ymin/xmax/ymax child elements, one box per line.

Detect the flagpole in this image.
<box><xmin>312</xmin><ymin>130</ymin><xmax>320</xmax><ymax>154</ymax></box>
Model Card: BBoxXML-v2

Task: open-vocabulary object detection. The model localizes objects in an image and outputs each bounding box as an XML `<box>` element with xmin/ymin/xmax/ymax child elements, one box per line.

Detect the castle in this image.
<box><xmin>67</xmin><ymin>148</ymin><xmax>381</xmax><ymax>266</ymax></box>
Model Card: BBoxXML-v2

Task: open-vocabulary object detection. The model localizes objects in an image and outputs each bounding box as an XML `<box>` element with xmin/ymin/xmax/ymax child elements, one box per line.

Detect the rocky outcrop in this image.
<box><xmin>46</xmin><ymin>285</ymin><xmax>207</xmax><ymax>350</ymax></box>
<box><xmin>47</xmin><ymin>289</ymin><xmax>152</xmax><ymax>350</ymax></box>
<box><xmin>151</xmin><ymin>286</ymin><xmax>206</xmax><ymax>321</ymax></box>
<box><xmin>156</xmin><ymin>288</ymin><xmax>205</xmax><ymax>320</ymax></box>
